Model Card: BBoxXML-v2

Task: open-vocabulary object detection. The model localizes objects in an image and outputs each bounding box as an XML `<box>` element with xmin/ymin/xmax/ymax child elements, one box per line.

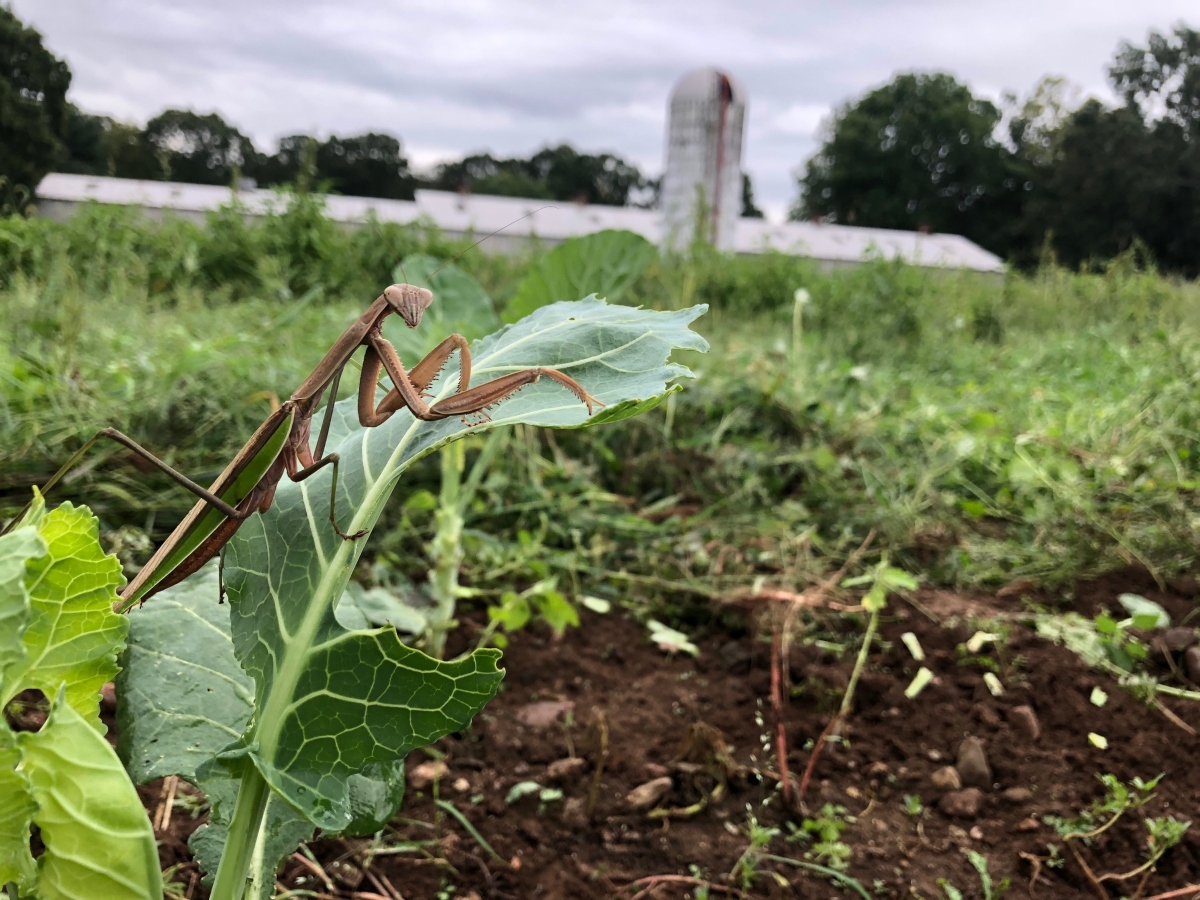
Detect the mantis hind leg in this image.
<box><xmin>291</xmin><ymin>453</ymin><xmax>368</xmax><ymax>541</ymax></box>
<box><xmin>428</xmin><ymin>367</ymin><xmax>603</xmax><ymax>422</ymax></box>
<box><xmin>1</xmin><ymin>427</ymin><xmax>248</xmax><ymax>537</ymax></box>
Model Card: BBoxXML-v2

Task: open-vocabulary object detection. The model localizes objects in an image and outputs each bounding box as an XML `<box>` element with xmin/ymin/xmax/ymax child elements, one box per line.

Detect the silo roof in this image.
<box><xmin>34</xmin><ymin>173</ymin><xmax>1005</xmax><ymax>273</ymax></box>
<box><xmin>670</xmin><ymin>68</ymin><xmax>748</xmax><ymax>104</ymax></box>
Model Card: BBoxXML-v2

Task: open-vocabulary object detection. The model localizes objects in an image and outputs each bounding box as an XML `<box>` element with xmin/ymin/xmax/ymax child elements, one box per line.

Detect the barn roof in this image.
<box><xmin>34</xmin><ymin>173</ymin><xmax>1005</xmax><ymax>274</ymax></box>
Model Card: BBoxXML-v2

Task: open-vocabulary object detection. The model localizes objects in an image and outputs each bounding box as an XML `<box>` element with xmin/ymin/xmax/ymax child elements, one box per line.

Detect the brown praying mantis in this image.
<box><xmin>1</xmin><ymin>281</ymin><xmax>602</xmax><ymax>611</ymax></box>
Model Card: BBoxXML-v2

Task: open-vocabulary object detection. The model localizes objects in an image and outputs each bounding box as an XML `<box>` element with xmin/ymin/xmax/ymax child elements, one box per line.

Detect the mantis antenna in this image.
<box><xmin>419</xmin><ymin>206</ymin><xmax>556</xmax><ymax>286</ymax></box>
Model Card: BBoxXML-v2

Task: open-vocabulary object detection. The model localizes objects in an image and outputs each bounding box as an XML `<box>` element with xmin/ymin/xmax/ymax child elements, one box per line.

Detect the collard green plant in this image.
<box><xmin>504</xmin><ymin>229</ymin><xmax>656</xmax><ymax>322</ymax></box>
<box><xmin>116</xmin><ymin>297</ymin><xmax>707</xmax><ymax>898</ymax></box>
<box><xmin>0</xmin><ymin>497</ymin><xmax>161</xmax><ymax>899</ymax></box>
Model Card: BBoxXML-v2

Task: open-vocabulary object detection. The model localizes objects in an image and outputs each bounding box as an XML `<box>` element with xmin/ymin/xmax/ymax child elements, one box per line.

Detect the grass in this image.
<box><xmin>3</xmin><ymin>199</ymin><xmax>1200</xmax><ymax>616</ymax></box>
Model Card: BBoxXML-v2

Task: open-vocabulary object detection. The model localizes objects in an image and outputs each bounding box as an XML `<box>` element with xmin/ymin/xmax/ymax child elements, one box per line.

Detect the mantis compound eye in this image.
<box><xmin>385</xmin><ymin>284</ymin><xmax>435</xmax><ymax>328</ymax></box>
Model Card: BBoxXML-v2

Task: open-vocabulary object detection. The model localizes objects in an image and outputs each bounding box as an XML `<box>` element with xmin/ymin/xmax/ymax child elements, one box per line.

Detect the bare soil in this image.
<box><xmin>96</xmin><ymin>569</ymin><xmax>1200</xmax><ymax>898</ymax></box>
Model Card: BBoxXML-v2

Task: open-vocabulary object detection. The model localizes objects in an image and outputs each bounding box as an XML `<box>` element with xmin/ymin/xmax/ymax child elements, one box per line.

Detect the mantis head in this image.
<box><xmin>384</xmin><ymin>283</ymin><xmax>435</xmax><ymax>328</ymax></box>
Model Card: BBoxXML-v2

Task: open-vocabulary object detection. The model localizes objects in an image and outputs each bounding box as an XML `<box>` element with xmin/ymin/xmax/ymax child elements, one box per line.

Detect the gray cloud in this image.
<box><xmin>13</xmin><ymin>0</ymin><xmax>1199</xmax><ymax>220</ymax></box>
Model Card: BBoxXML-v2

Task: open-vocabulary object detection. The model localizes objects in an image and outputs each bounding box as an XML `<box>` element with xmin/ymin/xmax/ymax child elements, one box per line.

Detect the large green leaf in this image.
<box><xmin>0</xmin><ymin>513</ymin><xmax>45</xmax><ymax>890</ymax></box>
<box><xmin>0</xmin><ymin>502</ymin><xmax>126</xmax><ymax>729</ymax></box>
<box><xmin>117</xmin><ymin>564</ymin><xmax>253</xmax><ymax>783</ymax></box>
<box><xmin>0</xmin><ymin>507</ymin><xmax>45</xmax><ymax>698</ymax></box>
<box><xmin>217</xmin><ymin>298</ymin><xmax>707</xmax><ymax>834</ymax></box>
<box><xmin>504</xmin><ymin>230</ymin><xmax>656</xmax><ymax>322</ymax></box>
<box><xmin>118</xmin><ymin>562</ymin><xmax>408</xmax><ymax>892</ymax></box>
<box><xmin>17</xmin><ymin>694</ymin><xmax>162</xmax><ymax>899</ymax></box>
<box><xmin>0</xmin><ymin>727</ymin><xmax>37</xmax><ymax>889</ymax></box>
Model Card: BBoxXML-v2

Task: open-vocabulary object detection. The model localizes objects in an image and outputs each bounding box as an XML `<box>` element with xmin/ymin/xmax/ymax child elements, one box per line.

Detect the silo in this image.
<box><xmin>661</xmin><ymin>68</ymin><xmax>747</xmax><ymax>252</ymax></box>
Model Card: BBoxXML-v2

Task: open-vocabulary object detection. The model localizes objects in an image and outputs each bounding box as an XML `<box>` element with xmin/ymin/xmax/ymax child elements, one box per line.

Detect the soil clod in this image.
<box><xmin>625</xmin><ymin>776</ymin><xmax>673</xmax><ymax>811</ymax></box>
<box><xmin>931</xmin><ymin>765</ymin><xmax>962</xmax><ymax>792</ymax></box>
<box><xmin>1008</xmin><ymin>705</ymin><xmax>1041</xmax><ymax>743</ymax></box>
<box><xmin>515</xmin><ymin>700</ymin><xmax>575</xmax><ymax>729</ymax></box>
<box><xmin>939</xmin><ymin>787</ymin><xmax>985</xmax><ymax>818</ymax></box>
<box><xmin>546</xmin><ymin>757</ymin><xmax>588</xmax><ymax>782</ymax></box>
<box><xmin>955</xmin><ymin>736</ymin><xmax>992</xmax><ymax>789</ymax></box>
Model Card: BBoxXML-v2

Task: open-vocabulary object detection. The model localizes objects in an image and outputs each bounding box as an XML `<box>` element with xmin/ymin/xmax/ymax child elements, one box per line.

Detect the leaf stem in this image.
<box><xmin>209</xmin><ymin>761</ymin><xmax>271</xmax><ymax>900</ymax></box>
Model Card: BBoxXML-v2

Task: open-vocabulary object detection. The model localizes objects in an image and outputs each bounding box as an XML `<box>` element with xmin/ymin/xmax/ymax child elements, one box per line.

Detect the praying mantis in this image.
<box><xmin>1</xmin><ymin>282</ymin><xmax>602</xmax><ymax>611</ymax></box>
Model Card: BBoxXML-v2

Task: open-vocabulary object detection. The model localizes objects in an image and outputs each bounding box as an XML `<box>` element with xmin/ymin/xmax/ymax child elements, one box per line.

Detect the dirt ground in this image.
<box><xmin>95</xmin><ymin>568</ymin><xmax>1200</xmax><ymax>898</ymax></box>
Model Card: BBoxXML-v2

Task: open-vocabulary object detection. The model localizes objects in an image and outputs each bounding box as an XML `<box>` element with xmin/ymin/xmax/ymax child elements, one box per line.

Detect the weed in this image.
<box><xmin>937</xmin><ymin>850</ymin><xmax>1009</xmax><ymax>900</ymax></box>
<box><xmin>903</xmin><ymin>794</ymin><xmax>925</xmax><ymax>817</ymax></box>
<box><xmin>787</xmin><ymin>803</ymin><xmax>853</xmax><ymax>871</ymax></box>
<box><xmin>1044</xmin><ymin>773</ymin><xmax>1161</xmax><ymax>841</ymax></box>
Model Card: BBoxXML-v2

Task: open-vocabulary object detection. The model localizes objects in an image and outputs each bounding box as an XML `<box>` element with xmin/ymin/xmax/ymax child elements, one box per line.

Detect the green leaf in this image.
<box><xmin>117</xmin><ymin>564</ymin><xmax>254</xmax><ymax>784</ymax></box>
<box><xmin>0</xmin><ymin>503</ymin><xmax>126</xmax><ymax>729</ymax></box>
<box><xmin>504</xmin><ymin>230</ymin><xmax>656</xmax><ymax>322</ymax></box>
<box><xmin>0</xmin><ymin>729</ymin><xmax>37</xmax><ymax>889</ymax></box>
<box><xmin>0</xmin><ymin>510</ymin><xmax>46</xmax><ymax>696</ymax></box>
<box><xmin>1118</xmin><ymin>593</ymin><xmax>1170</xmax><ymax>629</ymax></box>
<box><xmin>334</xmin><ymin>581</ymin><xmax>428</xmax><ymax>635</ymax></box>
<box><xmin>534</xmin><ymin>591</ymin><xmax>579</xmax><ymax>637</ymax></box>
<box><xmin>17</xmin><ymin>695</ymin><xmax>162</xmax><ymax>899</ymax></box>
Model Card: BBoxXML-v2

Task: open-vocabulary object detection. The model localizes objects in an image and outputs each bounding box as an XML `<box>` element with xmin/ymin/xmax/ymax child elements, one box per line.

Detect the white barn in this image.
<box><xmin>33</xmin><ymin>173</ymin><xmax>1005</xmax><ymax>275</ymax></box>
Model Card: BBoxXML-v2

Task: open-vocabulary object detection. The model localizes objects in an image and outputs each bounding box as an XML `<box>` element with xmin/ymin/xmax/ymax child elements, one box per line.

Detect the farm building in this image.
<box><xmin>32</xmin><ymin>172</ymin><xmax>1004</xmax><ymax>274</ymax></box>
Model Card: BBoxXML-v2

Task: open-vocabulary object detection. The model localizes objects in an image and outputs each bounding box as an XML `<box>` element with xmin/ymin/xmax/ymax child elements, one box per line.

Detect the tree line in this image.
<box><xmin>796</xmin><ymin>24</ymin><xmax>1200</xmax><ymax>275</ymax></box>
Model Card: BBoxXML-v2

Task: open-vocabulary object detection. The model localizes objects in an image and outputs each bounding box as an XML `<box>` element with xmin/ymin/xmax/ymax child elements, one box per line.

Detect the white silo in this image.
<box><xmin>661</xmin><ymin>68</ymin><xmax>747</xmax><ymax>252</ymax></box>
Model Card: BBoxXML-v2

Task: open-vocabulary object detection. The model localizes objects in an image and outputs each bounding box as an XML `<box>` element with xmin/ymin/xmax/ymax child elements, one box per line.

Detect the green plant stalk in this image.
<box><xmin>208</xmin><ymin>760</ymin><xmax>272</xmax><ymax>900</ymax></box>
<box><xmin>426</xmin><ymin>431</ymin><xmax>502</xmax><ymax>658</ymax></box>
<box><xmin>841</xmin><ymin>606</ymin><xmax>881</xmax><ymax>717</ymax></box>
<box><xmin>426</xmin><ymin>443</ymin><xmax>465</xmax><ymax>658</ymax></box>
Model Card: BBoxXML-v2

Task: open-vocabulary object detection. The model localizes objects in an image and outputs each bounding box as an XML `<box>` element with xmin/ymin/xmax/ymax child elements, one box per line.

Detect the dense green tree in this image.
<box><xmin>142</xmin><ymin>109</ymin><xmax>259</xmax><ymax>185</ymax></box>
<box><xmin>425</xmin><ymin>144</ymin><xmax>648</xmax><ymax>206</ymax></box>
<box><xmin>741</xmin><ymin>172</ymin><xmax>763</xmax><ymax>218</ymax></box>
<box><xmin>313</xmin><ymin>133</ymin><xmax>415</xmax><ymax>199</ymax></box>
<box><xmin>0</xmin><ymin>7</ymin><xmax>71</xmax><ymax>207</ymax></box>
<box><xmin>794</xmin><ymin>72</ymin><xmax>1024</xmax><ymax>254</ymax></box>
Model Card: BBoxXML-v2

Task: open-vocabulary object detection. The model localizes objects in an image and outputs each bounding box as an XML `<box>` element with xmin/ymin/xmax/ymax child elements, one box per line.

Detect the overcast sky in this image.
<box><xmin>13</xmin><ymin>1</ymin><xmax>1198</xmax><ymax>221</ymax></box>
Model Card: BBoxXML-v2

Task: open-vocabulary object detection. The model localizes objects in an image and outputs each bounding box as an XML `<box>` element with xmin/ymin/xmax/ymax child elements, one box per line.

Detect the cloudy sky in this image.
<box><xmin>14</xmin><ymin>0</ymin><xmax>1199</xmax><ymax>221</ymax></box>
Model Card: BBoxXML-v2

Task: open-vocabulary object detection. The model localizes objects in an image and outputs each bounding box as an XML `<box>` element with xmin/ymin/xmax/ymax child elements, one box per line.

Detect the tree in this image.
<box><xmin>793</xmin><ymin>72</ymin><xmax>1024</xmax><ymax>254</ymax></box>
<box><xmin>741</xmin><ymin>172</ymin><xmax>763</xmax><ymax>218</ymax></box>
<box><xmin>424</xmin><ymin>144</ymin><xmax>649</xmax><ymax>206</ymax></box>
<box><xmin>0</xmin><ymin>7</ymin><xmax>71</xmax><ymax>208</ymax></box>
<box><xmin>143</xmin><ymin>109</ymin><xmax>259</xmax><ymax>185</ymax></box>
<box><xmin>1110</xmin><ymin>24</ymin><xmax>1200</xmax><ymax>137</ymax></box>
<box><xmin>314</xmin><ymin>133</ymin><xmax>415</xmax><ymax>199</ymax></box>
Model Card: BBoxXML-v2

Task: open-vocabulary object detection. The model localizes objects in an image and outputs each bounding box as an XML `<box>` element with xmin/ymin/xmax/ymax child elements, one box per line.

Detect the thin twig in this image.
<box><xmin>1141</xmin><ymin>885</ymin><xmax>1200</xmax><ymax>900</ymax></box>
<box><xmin>291</xmin><ymin>852</ymin><xmax>336</xmax><ymax>894</ymax></box>
<box><xmin>796</xmin><ymin>713</ymin><xmax>841</xmax><ymax>807</ymax></box>
<box><xmin>586</xmin><ymin>709</ymin><xmax>609</xmax><ymax>822</ymax></box>
<box><xmin>1068</xmin><ymin>842</ymin><xmax>1110</xmax><ymax>900</ymax></box>
<box><xmin>618</xmin><ymin>874</ymin><xmax>747</xmax><ymax>899</ymax></box>
<box><xmin>156</xmin><ymin>775</ymin><xmax>179</xmax><ymax>832</ymax></box>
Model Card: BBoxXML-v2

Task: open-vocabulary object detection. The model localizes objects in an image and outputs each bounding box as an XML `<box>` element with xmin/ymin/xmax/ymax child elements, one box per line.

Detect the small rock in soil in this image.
<box><xmin>100</xmin><ymin>682</ymin><xmax>117</xmax><ymax>714</ymax></box>
<box><xmin>720</xmin><ymin>641</ymin><xmax>752</xmax><ymax>673</ymax></box>
<box><xmin>546</xmin><ymin>757</ymin><xmax>588</xmax><ymax>782</ymax></box>
<box><xmin>452</xmin><ymin>777</ymin><xmax>471</xmax><ymax>792</ymax></box>
<box><xmin>974</xmin><ymin>703</ymin><xmax>1002</xmax><ymax>727</ymax></box>
<box><xmin>969</xmin><ymin>826</ymin><xmax>984</xmax><ymax>840</ymax></box>
<box><xmin>1155</xmin><ymin>628</ymin><xmax>1198</xmax><ymax>654</ymax></box>
<box><xmin>926</xmin><ymin>749</ymin><xmax>943</xmax><ymax>762</ymax></box>
<box><xmin>866</xmin><ymin>761</ymin><xmax>890</xmax><ymax>778</ymax></box>
<box><xmin>408</xmin><ymin>760</ymin><xmax>449</xmax><ymax>790</ymax></box>
<box><xmin>1008</xmin><ymin>705</ymin><xmax>1040</xmax><ymax>743</ymax></box>
<box><xmin>1002</xmin><ymin>786</ymin><xmax>1034</xmax><ymax>803</ymax></box>
<box><xmin>931</xmin><ymin>766</ymin><xmax>963</xmax><ymax>792</ymax></box>
<box><xmin>1185</xmin><ymin>646</ymin><xmax>1200</xmax><ymax>685</ymax></box>
<box><xmin>514</xmin><ymin>700</ymin><xmax>575</xmax><ymax>729</ymax></box>
<box><xmin>956</xmin><ymin>737</ymin><xmax>992</xmax><ymax>789</ymax></box>
<box><xmin>644</xmin><ymin>762</ymin><xmax>669</xmax><ymax>779</ymax></box>
<box><xmin>625</xmin><ymin>776</ymin><xmax>673</xmax><ymax>811</ymax></box>
<box><xmin>561</xmin><ymin>796</ymin><xmax>589</xmax><ymax>828</ymax></box>
<box><xmin>1016</xmin><ymin>817</ymin><xmax>1040</xmax><ymax>832</ymax></box>
<box><xmin>939</xmin><ymin>788</ymin><xmax>984</xmax><ymax>818</ymax></box>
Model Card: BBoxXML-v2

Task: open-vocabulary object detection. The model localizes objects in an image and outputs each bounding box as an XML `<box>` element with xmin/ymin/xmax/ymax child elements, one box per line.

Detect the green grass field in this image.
<box><xmin>4</xmin><ymin>198</ymin><xmax>1200</xmax><ymax>611</ymax></box>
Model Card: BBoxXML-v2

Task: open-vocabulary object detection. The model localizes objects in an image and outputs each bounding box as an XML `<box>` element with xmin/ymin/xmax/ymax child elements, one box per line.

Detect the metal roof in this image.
<box><xmin>34</xmin><ymin>173</ymin><xmax>1005</xmax><ymax>273</ymax></box>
